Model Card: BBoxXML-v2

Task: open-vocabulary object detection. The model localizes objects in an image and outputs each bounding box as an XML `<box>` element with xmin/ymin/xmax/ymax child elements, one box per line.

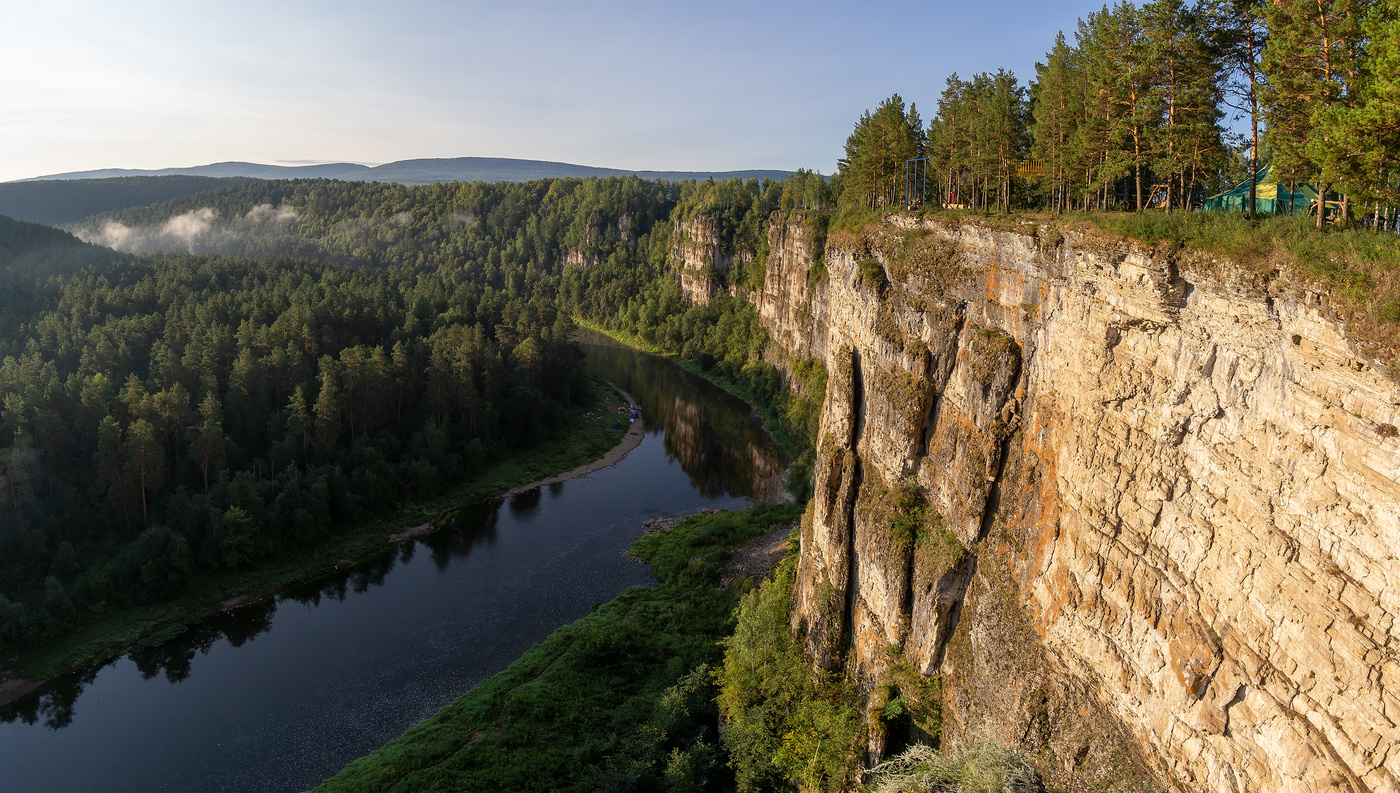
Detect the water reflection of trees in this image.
<box><xmin>0</xmin><ymin>504</ymin><xmax>512</xmax><ymax>731</ymax></box>
<box><xmin>0</xmin><ymin>598</ymin><xmax>277</xmax><ymax>729</ymax></box>
<box><xmin>578</xmin><ymin>331</ymin><xmax>788</xmax><ymax>501</ymax></box>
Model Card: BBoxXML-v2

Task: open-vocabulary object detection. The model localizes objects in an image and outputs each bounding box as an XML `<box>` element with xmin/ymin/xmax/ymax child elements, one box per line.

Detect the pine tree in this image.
<box><xmin>1033</xmin><ymin>33</ymin><xmax>1085</xmax><ymax>213</ymax></box>
<box><xmin>96</xmin><ymin>415</ymin><xmax>130</xmax><ymax>536</ymax></box>
<box><xmin>1101</xmin><ymin>1</ymin><xmax>1154</xmax><ymax>210</ymax></box>
<box><xmin>1315</xmin><ymin>0</ymin><xmax>1400</xmax><ymax>207</ymax></box>
<box><xmin>124</xmin><ymin>418</ymin><xmax>164</xmax><ymax>528</ymax></box>
<box><xmin>1263</xmin><ymin>0</ymin><xmax>1369</xmax><ymax>226</ymax></box>
<box><xmin>286</xmin><ymin>385</ymin><xmax>312</xmax><ymax>465</ymax></box>
<box><xmin>191</xmin><ymin>391</ymin><xmax>225</xmax><ymax>492</ymax></box>
<box><xmin>1144</xmin><ymin>0</ymin><xmax>1224</xmax><ymax>211</ymax></box>
<box><xmin>839</xmin><ymin>95</ymin><xmax>925</xmax><ymax>209</ymax></box>
<box><xmin>314</xmin><ymin>357</ymin><xmax>341</xmax><ymax>448</ymax></box>
<box><xmin>1213</xmin><ymin>0</ymin><xmax>1270</xmax><ymax>213</ymax></box>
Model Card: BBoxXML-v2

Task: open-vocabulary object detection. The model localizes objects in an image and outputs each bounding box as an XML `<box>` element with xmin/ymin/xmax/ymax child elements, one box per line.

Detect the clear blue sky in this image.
<box><xmin>2</xmin><ymin>0</ymin><xmax>1115</xmax><ymax>182</ymax></box>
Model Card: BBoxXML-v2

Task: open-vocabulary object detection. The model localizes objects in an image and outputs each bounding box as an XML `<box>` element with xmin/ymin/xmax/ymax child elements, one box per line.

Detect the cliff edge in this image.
<box><xmin>751</xmin><ymin>212</ymin><xmax>1399</xmax><ymax>792</ymax></box>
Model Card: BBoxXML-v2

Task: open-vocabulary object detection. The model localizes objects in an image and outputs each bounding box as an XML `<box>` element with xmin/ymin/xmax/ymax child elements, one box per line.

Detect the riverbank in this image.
<box><xmin>0</xmin><ymin>381</ymin><xmax>644</xmax><ymax>702</ymax></box>
<box><xmin>316</xmin><ymin>502</ymin><xmax>802</xmax><ymax>792</ymax></box>
<box><xmin>574</xmin><ymin>319</ymin><xmax>807</xmax><ymax>461</ymax></box>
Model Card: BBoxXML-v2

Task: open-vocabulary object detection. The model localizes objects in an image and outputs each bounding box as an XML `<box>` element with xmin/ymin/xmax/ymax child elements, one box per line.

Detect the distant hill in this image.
<box><xmin>22</xmin><ymin>161</ymin><xmax>372</xmax><ymax>181</ymax></box>
<box><xmin>0</xmin><ymin>175</ymin><xmax>250</xmax><ymax>226</ymax></box>
<box><xmin>22</xmin><ymin>157</ymin><xmax>793</xmax><ymax>187</ymax></box>
<box><xmin>351</xmin><ymin>157</ymin><xmax>793</xmax><ymax>185</ymax></box>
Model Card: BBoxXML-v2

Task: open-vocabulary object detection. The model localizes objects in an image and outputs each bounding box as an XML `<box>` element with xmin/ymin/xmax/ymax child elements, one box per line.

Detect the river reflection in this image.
<box><xmin>576</xmin><ymin>327</ymin><xmax>788</xmax><ymax>502</ymax></box>
<box><xmin>0</xmin><ymin>333</ymin><xmax>787</xmax><ymax>793</ymax></box>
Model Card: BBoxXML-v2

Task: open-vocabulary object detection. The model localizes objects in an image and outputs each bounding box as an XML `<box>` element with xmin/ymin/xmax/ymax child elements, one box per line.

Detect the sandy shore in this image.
<box><xmin>0</xmin><ymin>677</ymin><xmax>42</xmax><ymax>708</ymax></box>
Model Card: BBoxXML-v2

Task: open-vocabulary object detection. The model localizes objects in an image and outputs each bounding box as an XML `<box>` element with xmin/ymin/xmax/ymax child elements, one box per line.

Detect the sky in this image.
<box><xmin>1</xmin><ymin>0</ymin><xmax>1117</xmax><ymax>183</ymax></box>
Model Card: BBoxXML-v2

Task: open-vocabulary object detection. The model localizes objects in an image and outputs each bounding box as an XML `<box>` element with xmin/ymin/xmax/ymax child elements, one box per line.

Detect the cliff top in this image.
<box><xmin>795</xmin><ymin>206</ymin><xmax>1400</xmax><ymax>380</ymax></box>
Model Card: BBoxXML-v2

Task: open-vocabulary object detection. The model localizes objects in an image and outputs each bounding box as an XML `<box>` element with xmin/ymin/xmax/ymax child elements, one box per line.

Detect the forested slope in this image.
<box><xmin>0</xmin><ymin>176</ymin><xmax>246</xmax><ymax>226</ymax></box>
<box><xmin>0</xmin><ymin>174</ymin><xmax>825</xmax><ymax>671</ymax></box>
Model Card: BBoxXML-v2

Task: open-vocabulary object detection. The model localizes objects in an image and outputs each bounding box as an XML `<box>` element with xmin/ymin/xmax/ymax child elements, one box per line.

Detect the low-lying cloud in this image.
<box><xmin>77</xmin><ymin>204</ymin><xmax>299</xmax><ymax>254</ymax></box>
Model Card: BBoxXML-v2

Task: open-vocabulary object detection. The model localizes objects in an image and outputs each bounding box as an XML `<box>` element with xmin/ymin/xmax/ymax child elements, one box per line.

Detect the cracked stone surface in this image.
<box><xmin>750</xmin><ymin>213</ymin><xmax>1400</xmax><ymax>793</ymax></box>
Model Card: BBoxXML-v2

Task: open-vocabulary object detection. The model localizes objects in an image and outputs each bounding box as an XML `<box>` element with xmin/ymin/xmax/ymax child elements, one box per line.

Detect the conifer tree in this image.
<box><xmin>286</xmin><ymin>385</ymin><xmax>312</xmax><ymax>465</ymax></box>
<box><xmin>1315</xmin><ymin>0</ymin><xmax>1400</xmax><ymax>207</ymax></box>
<box><xmin>124</xmin><ymin>418</ymin><xmax>164</xmax><ymax>528</ymax></box>
<box><xmin>1033</xmin><ymin>33</ymin><xmax>1085</xmax><ymax>212</ymax></box>
<box><xmin>839</xmin><ymin>95</ymin><xmax>925</xmax><ymax>209</ymax></box>
<box><xmin>1262</xmin><ymin>0</ymin><xmax>1369</xmax><ymax>226</ymax></box>
<box><xmin>314</xmin><ymin>357</ymin><xmax>341</xmax><ymax>448</ymax></box>
<box><xmin>1213</xmin><ymin>0</ymin><xmax>1270</xmax><ymax>213</ymax></box>
<box><xmin>1100</xmin><ymin>1</ymin><xmax>1154</xmax><ymax>210</ymax></box>
<box><xmin>1143</xmin><ymin>0</ymin><xmax>1224</xmax><ymax>211</ymax></box>
<box><xmin>191</xmin><ymin>391</ymin><xmax>225</xmax><ymax>492</ymax></box>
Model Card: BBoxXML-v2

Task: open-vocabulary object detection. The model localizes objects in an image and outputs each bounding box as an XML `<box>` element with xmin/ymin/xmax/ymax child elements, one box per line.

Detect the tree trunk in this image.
<box><xmin>1134</xmin><ymin>136</ymin><xmax>1143</xmax><ymax>212</ymax></box>
<box><xmin>1318</xmin><ymin>182</ymin><xmax>1328</xmax><ymax>229</ymax></box>
<box><xmin>1248</xmin><ymin>129</ymin><xmax>1258</xmax><ymax>216</ymax></box>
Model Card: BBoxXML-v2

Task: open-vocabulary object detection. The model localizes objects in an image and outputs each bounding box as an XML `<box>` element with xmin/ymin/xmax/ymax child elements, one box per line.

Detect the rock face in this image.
<box><xmin>760</xmin><ymin>214</ymin><xmax>1400</xmax><ymax>792</ymax></box>
<box><xmin>670</xmin><ymin>213</ymin><xmax>750</xmax><ymax>304</ymax></box>
<box><xmin>752</xmin><ymin>215</ymin><xmax>829</xmax><ymax>362</ymax></box>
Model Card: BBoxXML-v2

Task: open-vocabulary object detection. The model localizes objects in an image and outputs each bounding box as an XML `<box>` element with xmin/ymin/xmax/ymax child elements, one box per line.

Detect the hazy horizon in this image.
<box><xmin>3</xmin><ymin>0</ymin><xmax>1112</xmax><ymax>183</ymax></box>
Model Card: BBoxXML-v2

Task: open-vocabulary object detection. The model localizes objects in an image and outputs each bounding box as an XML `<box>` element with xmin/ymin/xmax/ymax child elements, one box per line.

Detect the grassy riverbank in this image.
<box><xmin>4</xmin><ymin>385</ymin><xmax>629</xmax><ymax>684</ymax></box>
<box><xmin>317</xmin><ymin>502</ymin><xmax>802</xmax><ymax>793</ymax></box>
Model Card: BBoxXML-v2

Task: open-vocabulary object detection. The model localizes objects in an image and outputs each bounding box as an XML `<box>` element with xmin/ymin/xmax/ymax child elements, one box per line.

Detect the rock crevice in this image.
<box><xmin>755</xmin><ymin>214</ymin><xmax>1400</xmax><ymax>793</ymax></box>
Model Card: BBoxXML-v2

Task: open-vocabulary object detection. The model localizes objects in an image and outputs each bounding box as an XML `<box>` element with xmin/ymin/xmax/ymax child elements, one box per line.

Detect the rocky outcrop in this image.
<box><xmin>670</xmin><ymin>213</ymin><xmax>750</xmax><ymax>304</ymax></box>
<box><xmin>752</xmin><ymin>214</ymin><xmax>829</xmax><ymax>363</ymax></box>
<box><xmin>771</xmin><ymin>214</ymin><xmax>1400</xmax><ymax>792</ymax></box>
<box><xmin>565</xmin><ymin>210</ymin><xmax>636</xmax><ymax>268</ymax></box>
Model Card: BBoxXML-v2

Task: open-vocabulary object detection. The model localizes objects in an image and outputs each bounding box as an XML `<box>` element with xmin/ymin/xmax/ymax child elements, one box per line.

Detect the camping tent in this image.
<box><xmin>1203</xmin><ymin>164</ymin><xmax>1318</xmax><ymax>215</ymax></box>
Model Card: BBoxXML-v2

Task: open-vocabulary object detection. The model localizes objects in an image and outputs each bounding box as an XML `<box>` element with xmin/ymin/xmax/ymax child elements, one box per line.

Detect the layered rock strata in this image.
<box><xmin>671</xmin><ymin>213</ymin><xmax>750</xmax><ymax>304</ymax></box>
<box><xmin>757</xmin><ymin>214</ymin><xmax>1399</xmax><ymax>792</ymax></box>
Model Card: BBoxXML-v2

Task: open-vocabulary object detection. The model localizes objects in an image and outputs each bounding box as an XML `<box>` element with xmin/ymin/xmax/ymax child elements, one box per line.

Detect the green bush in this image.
<box><xmin>717</xmin><ymin>553</ymin><xmax>862</xmax><ymax>792</ymax></box>
<box><xmin>318</xmin><ymin>503</ymin><xmax>801</xmax><ymax>793</ymax></box>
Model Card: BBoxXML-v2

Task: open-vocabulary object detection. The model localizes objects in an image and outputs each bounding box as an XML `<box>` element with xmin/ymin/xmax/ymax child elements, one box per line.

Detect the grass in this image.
<box><xmin>1079</xmin><ymin>210</ymin><xmax>1400</xmax><ymax>372</ymax></box>
<box><xmin>315</xmin><ymin>502</ymin><xmax>803</xmax><ymax>793</ymax></box>
<box><xmin>6</xmin><ymin>389</ymin><xmax>629</xmax><ymax>682</ymax></box>
<box><xmin>868</xmin><ymin>741</ymin><xmax>1039</xmax><ymax>793</ymax></box>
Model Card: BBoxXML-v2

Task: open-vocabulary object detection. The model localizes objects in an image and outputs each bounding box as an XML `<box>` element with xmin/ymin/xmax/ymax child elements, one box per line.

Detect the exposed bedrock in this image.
<box><xmin>760</xmin><ymin>212</ymin><xmax>1400</xmax><ymax>793</ymax></box>
<box><xmin>670</xmin><ymin>213</ymin><xmax>750</xmax><ymax>305</ymax></box>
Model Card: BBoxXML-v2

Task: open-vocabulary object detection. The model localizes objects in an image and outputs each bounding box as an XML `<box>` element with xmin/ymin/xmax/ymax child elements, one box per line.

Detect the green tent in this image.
<box><xmin>1203</xmin><ymin>164</ymin><xmax>1318</xmax><ymax>215</ymax></box>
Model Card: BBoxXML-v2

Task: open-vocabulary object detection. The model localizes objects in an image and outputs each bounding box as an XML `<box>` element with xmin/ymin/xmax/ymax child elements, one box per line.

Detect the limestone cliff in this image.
<box><xmin>671</xmin><ymin>213</ymin><xmax>750</xmax><ymax>304</ymax></box>
<box><xmin>755</xmin><ymin>213</ymin><xmax>1399</xmax><ymax>792</ymax></box>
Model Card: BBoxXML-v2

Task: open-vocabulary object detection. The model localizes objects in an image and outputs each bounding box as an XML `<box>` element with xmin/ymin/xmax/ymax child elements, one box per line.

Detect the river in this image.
<box><xmin>0</xmin><ymin>328</ymin><xmax>787</xmax><ymax>792</ymax></box>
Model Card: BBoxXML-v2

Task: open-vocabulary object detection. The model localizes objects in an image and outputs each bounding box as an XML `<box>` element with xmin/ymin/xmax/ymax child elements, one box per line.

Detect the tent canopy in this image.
<box><xmin>1203</xmin><ymin>164</ymin><xmax>1318</xmax><ymax>215</ymax></box>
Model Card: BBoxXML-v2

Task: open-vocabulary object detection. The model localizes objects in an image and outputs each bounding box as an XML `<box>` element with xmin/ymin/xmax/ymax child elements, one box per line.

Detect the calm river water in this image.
<box><xmin>0</xmin><ymin>329</ymin><xmax>786</xmax><ymax>792</ymax></box>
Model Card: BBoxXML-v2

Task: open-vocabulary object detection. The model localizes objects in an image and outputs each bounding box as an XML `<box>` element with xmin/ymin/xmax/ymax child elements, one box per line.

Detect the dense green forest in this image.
<box><xmin>0</xmin><ymin>176</ymin><xmax>245</xmax><ymax>226</ymax></box>
<box><xmin>839</xmin><ymin>0</ymin><xmax>1400</xmax><ymax>225</ymax></box>
<box><xmin>0</xmin><ymin>172</ymin><xmax>830</xmax><ymax>664</ymax></box>
<box><xmin>0</xmin><ymin>221</ymin><xmax>595</xmax><ymax>651</ymax></box>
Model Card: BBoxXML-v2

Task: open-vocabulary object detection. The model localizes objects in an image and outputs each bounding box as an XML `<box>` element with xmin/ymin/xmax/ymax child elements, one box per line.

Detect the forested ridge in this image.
<box><xmin>0</xmin><ymin>233</ymin><xmax>592</xmax><ymax>651</ymax></box>
<box><xmin>0</xmin><ymin>173</ymin><xmax>829</xmax><ymax>665</ymax></box>
<box><xmin>0</xmin><ymin>176</ymin><xmax>247</xmax><ymax>226</ymax></box>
